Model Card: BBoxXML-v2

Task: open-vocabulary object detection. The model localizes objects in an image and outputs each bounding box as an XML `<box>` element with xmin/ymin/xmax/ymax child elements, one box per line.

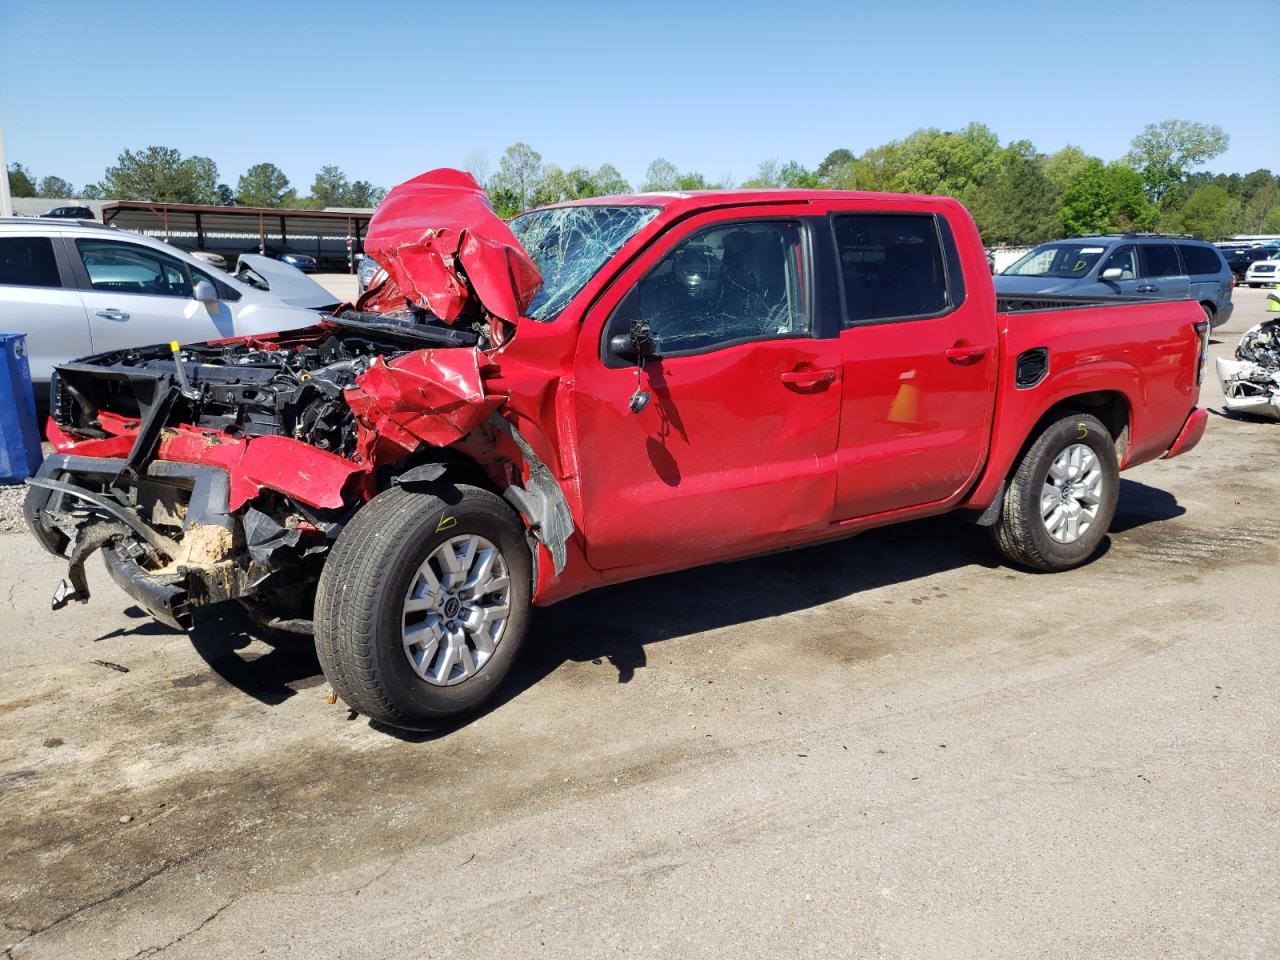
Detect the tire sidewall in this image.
<box><xmin>1017</xmin><ymin>414</ymin><xmax>1119</xmax><ymax>568</ymax></box>
<box><xmin>365</xmin><ymin>489</ymin><xmax>531</xmax><ymax>722</ymax></box>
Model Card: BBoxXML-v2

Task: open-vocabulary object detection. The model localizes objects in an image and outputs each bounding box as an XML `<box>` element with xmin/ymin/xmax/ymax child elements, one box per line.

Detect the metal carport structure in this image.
<box><xmin>99</xmin><ymin>201</ymin><xmax>375</xmax><ymax>272</ymax></box>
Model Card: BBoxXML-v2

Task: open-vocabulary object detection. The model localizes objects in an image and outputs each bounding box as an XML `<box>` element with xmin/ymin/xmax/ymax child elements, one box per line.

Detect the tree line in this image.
<box><xmin>8</xmin><ymin>120</ymin><xmax>1278</xmax><ymax>243</ymax></box>
<box><xmin>6</xmin><ymin>148</ymin><xmax>386</xmax><ymax>210</ymax></box>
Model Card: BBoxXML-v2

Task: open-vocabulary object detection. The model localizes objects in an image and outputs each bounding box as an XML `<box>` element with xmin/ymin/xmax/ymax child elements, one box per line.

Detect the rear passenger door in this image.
<box><xmin>1136</xmin><ymin>243</ymin><xmax>1191</xmax><ymax>299</ymax></box>
<box><xmin>818</xmin><ymin>205</ymin><xmax>997</xmax><ymax>520</ymax></box>
<box><xmin>0</xmin><ymin>234</ymin><xmax>90</xmax><ymax>388</ymax></box>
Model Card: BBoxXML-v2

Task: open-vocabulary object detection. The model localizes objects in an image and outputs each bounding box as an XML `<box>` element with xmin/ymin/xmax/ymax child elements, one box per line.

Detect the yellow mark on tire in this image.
<box><xmin>1077</xmin><ymin>422</ymin><xmax>1089</xmax><ymax>439</ymax></box>
<box><xmin>436</xmin><ymin>515</ymin><xmax>458</xmax><ymax>533</ymax></box>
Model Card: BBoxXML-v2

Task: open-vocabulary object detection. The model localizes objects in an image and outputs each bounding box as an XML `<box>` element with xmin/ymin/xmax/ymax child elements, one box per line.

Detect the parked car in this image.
<box><xmin>25</xmin><ymin>173</ymin><xmax>1210</xmax><ymax>730</ymax></box>
<box><xmin>1225</xmin><ymin>244</ymin><xmax>1277</xmax><ymax>280</ymax></box>
<box><xmin>189</xmin><ymin>250</ymin><xmax>228</xmax><ymax>271</ymax></box>
<box><xmin>0</xmin><ymin>219</ymin><xmax>338</xmax><ymax>402</ymax></box>
<box><xmin>996</xmin><ymin>234</ymin><xmax>1234</xmax><ymax>328</ymax></box>
<box><xmin>276</xmin><ymin>251</ymin><xmax>318</xmax><ymax>273</ymax></box>
<box><xmin>1245</xmin><ymin>252</ymin><xmax>1280</xmax><ymax>287</ymax></box>
<box><xmin>39</xmin><ymin>205</ymin><xmax>94</xmax><ymax>220</ymax></box>
<box><xmin>357</xmin><ymin>252</ymin><xmax>382</xmax><ymax>292</ymax></box>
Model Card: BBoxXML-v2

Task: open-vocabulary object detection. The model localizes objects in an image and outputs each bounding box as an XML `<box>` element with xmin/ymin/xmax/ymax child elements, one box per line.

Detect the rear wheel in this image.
<box><xmin>991</xmin><ymin>412</ymin><xmax>1119</xmax><ymax>572</ymax></box>
<box><xmin>315</xmin><ymin>484</ymin><xmax>531</xmax><ymax>729</ymax></box>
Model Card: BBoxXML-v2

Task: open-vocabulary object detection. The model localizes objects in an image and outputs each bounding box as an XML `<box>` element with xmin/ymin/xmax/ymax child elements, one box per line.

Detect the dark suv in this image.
<box><xmin>996</xmin><ymin>234</ymin><xmax>1234</xmax><ymax>328</ymax></box>
<box><xmin>39</xmin><ymin>206</ymin><xmax>94</xmax><ymax>220</ymax></box>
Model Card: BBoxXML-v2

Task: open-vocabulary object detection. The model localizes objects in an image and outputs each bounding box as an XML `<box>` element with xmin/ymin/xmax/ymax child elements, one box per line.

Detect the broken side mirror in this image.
<box><xmin>608</xmin><ymin>318</ymin><xmax>655</xmax><ymax>362</ymax></box>
<box><xmin>193</xmin><ymin>280</ymin><xmax>218</xmax><ymax>305</ymax></box>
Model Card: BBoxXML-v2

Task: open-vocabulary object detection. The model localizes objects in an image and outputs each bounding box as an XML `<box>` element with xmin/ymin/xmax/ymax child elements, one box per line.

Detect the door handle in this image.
<box><xmin>1136</xmin><ymin>284</ymin><xmax>1157</xmax><ymax>293</ymax></box>
<box><xmin>95</xmin><ymin>309</ymin><xmax>130</xmax><ymax>321</ymax></box>
<box><xmin>944</xmin><ymin>344</ymin><xmax>989</xmax><ymax>363</ymax></box>
<box><xmin>780</xmin><ymin>368</ymin><xmax>836</xmax><ymax>387</ymax></box>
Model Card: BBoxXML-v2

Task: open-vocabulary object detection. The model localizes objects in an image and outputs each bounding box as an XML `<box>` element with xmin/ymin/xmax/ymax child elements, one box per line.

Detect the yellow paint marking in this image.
<box><xmin>436</xmin><ymin>515</ymin><xmax>458</xmax><ymax>533</ymax></box>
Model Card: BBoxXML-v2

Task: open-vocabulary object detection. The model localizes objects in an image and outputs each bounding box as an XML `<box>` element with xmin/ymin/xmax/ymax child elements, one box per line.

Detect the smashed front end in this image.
<box><xmin>1217</xmin><ymin>314</ymin><xmax>1280</xmax><ymax>421</ymax></box>
<box><xmin>24</xmin><ymin>168</ymin><xmax>565</xmax><ymax>630</ymax></box>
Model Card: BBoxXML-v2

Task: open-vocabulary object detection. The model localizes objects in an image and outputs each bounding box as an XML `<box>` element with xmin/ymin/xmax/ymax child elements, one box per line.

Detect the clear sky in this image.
<box><xmin>2</xmin><ymin>0</ymin><xmax>1275</xmax><ymax>194</ymax></box>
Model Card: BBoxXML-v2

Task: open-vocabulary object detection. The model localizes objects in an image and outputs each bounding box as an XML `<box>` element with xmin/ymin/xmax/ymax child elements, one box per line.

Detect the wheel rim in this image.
<box><xmin>401</xmin><ymin>534</ymin><xmax>511</xmax><ymax>686</ymax></box>
<box><xmin>1040</xmin><ymin>443</ymin><xmax>1104</xmax><ymax>544</ymax></box>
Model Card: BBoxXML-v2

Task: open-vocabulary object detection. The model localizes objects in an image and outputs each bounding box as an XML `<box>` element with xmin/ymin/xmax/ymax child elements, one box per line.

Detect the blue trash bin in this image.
<box><xmin>0</xmin><ymin>333</ymin><xmax>43</xmax><ymax>484</ymax></box>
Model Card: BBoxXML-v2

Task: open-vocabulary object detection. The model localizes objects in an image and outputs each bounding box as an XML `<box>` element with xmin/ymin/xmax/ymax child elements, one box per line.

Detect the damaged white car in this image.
<box><xmin>1216</xmin><ymin>292</ymin><xmax>1280</xmax><ymax>420</ymax></box>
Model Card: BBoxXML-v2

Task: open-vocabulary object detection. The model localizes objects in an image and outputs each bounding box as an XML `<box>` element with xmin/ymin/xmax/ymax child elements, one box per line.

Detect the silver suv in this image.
<box><xmin>995</xmin><ymin>234</ymin><xmax>1235</xmax><ymax>328</ymax></box>
<box><xmin>0</xmin><ymin>219</ymin><xmax>337</xmax><ymax>397</ymax></box>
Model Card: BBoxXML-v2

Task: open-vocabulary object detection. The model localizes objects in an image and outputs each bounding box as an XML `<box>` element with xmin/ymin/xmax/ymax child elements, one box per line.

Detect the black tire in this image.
<box><xmin>991</xmin><ymin>412</ymin><xmax>1119</xmax><ymax>572</ymax></box>
<box><xmin>1199</xmin><ymin>302</ymin><xmax>1216</xmax><ymax>327</ymax></box>
<box><xmin>315</xmin><ymin>483</ymin><xmax>532</xmax><ymax>729</ymax></box>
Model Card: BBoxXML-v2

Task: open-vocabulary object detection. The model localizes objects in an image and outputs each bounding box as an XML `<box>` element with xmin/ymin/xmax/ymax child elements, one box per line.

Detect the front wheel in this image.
<box><xmin>991</xmin><ymin>412</ymin><xmax>1119</xmax><ymax>572</ymax></box>
<box><xmin>315</xmin><ymin>484</ymin><xmax>532</xmax><ymax>729</ymax></box>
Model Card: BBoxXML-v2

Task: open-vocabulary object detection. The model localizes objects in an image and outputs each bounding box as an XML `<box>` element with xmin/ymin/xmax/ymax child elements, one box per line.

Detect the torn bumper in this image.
<box><xmin>1162</xmin><ymin>406</ymin><xmax>1209</xmax><ymax>459</ymax></box>
<box><xmin>1215</xmin><ymin>356</ymin><xmax>1280</xmax><ymax>420</ymax></box>
<box><xmin>25</xmin><ymin>454</ymin><xmax>249</xmax><ymax>630</ymax></box>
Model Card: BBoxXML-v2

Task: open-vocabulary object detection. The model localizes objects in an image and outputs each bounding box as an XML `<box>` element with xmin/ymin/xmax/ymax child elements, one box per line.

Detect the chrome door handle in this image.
<box><xmin>1136</xmin><ymin>285</ymin><xmax>1157</xmax><ymax>293</ymax></box>
<box><xmin>95</xmin><ymin>309</ymin><xmax>130</xmax><ymax>321</ymax></box>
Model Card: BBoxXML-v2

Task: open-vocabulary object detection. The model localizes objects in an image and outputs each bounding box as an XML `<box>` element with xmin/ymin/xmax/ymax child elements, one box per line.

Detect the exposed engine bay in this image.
<box><xmin>52</xmin><ymin>312</ymin><xmax>480</xmax><ymax>458</ymax></box>
<box><xmin>1216</xmin><ymin>311</ymin><xmax>1280</xmax><ymax>421</ymax></box>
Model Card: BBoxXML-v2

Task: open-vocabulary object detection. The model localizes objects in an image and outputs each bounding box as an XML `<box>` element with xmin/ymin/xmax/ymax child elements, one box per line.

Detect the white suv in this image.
<box><xmin>0</xmin><ymin>219</ymin><xmax>337</xmax><ymax>400</ymax></box>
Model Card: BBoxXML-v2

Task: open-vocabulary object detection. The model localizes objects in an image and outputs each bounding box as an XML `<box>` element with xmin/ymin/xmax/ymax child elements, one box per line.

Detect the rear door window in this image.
<box><xmin>75</xmin><ymin>239</ymin><xmax>193</xmax><ymax>297</ymax></box>
<box><xmin>0</xmin><ymin>237</ymin><xmax>63</xmax><ymax>288</ymax></box>
<box><xmin>1140</xmin><ymin>243</ymin><xmax>1183</xmax><ymax>278</ymax></box>
<box><xmin>833</xmin><ymin>214</ymin><xmax>949</xmax><ymax>323</ymax></box>
<box><xmin>1178</xmin><ymin>243</ymin><xmax>1224</xmax><ymax>276</ymax></box>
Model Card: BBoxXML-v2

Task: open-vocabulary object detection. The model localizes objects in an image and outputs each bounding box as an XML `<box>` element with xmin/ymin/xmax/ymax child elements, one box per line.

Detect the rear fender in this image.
<box><xmin>964</xmin><ymin>359</ymin><xmax>1142</xmax><ymax>510</ymax></box>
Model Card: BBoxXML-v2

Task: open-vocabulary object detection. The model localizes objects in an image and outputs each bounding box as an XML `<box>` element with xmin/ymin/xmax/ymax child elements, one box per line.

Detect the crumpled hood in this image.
<box><xmin>362</xmin><ymin>168</ymin><xmax>543</xmax><ymax>326</ymax></box>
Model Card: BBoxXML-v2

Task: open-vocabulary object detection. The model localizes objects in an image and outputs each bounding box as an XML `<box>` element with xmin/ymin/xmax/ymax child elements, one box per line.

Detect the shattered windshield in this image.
<box><xmin>510</xmin><ymin>205</ymin><xmax>660</xmax><ymax>320</ymax></box>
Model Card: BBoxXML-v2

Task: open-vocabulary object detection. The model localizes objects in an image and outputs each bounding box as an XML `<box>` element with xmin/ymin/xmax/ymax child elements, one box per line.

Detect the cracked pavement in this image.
<box><xmin>1</xmin><ymin>288</ymin><xmax>1277</xmax><ymax>958</ymax></box>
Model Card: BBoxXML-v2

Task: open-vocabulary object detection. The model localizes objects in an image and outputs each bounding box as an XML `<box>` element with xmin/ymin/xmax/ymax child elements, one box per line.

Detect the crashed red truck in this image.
<box><xmin>24</xmin><ymin>170</ymin><xmax>1211</xmax><ymax>729</ymax></box>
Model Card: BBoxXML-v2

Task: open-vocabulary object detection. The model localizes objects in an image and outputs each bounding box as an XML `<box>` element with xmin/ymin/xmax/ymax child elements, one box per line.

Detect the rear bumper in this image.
<box><xmin>1213</xmin><ymin>300</ymin><xmax>1233</xmax><ymax>329</ymax></box>
<box><xmin>1162</xmin><ymin>407</ymin><xmax>1208</xmax><ymax>460</ymax></box>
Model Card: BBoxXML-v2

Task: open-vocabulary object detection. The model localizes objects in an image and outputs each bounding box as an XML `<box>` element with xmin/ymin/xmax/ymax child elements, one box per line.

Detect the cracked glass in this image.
<box><xmin>510</xmin><ymin>205</ymin><xmax>660</xmax><ymax>321</ymax></box>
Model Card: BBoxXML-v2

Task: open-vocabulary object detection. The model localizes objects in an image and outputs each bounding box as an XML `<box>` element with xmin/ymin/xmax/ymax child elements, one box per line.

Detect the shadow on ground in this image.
<box><xmin>181</xmin><ymin>480</ymin><xmax>1184</xmax><ymax>739</ymax></box>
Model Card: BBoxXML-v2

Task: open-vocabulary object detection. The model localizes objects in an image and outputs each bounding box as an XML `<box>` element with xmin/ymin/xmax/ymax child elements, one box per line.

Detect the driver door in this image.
<box><xmin>573</xmin><ymin>208</ymin><xmax>842</xmax><ymax>573</ymax></box>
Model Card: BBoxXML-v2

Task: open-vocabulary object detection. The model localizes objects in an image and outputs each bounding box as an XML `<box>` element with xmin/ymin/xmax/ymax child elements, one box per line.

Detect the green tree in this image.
<box><xmin>36</xmin><ymin>175</ymin><xmax>75</xmax><ymax>198</ymax></box>
<box><xmin>309</xmin><ymin>165</ymin><xmax>350</xmax><ymax>208</ymax></box>
<box><xmin>779</xmin><ymin>161</ymin><xmax>820</xmax><ymax>188</ymax></box>
<box><xmin>592</xmin><ymin>163</ymin><xmax>629</xmax><ymax>195</ymax></box>
<box><xmin>816</xmin><ymin>148</ymin><xmax>855</xmax><ymax>183</ymax></box>
<box><xmin>1060</xmin><ymin>160</ymin><xmax>1156</xmax><ymax>235</ymax></box>
<box><xmin>236</xmin><ymin>162</ymin><xmax>294</xmax><ymax>207</ymax></box>
<box><xmin>641</xmin><ymin>158</ymin><xmax>679</xmax><ymax>192</ymax></box>
<box><xmin>968</xmin><ymin>142</ymin><xmax>1061</xmax><ymax>245</ymax></box>
<box><xmin>345</xmin><ymin>180</ymin><xmax>385</xmax><ymax>207</ymax></box>
<box><xmin>741</xmin><ymin>159</ymin><xmax>780</xmax><ymax>188</ymax></box>
<box><xmin>1168</xmin><ymin>184</ymin><xmax>1239</xmax><ymax>239</ymax></box>
<box><xmin>79</xmin><ymin>183</ymin><xmax>104</xmax><ymax>199</ymax></box>
<box><xmin>894</xmin><ymin>123</ymin><xmax>1001</xmax><ymax>200</ymax></box>
<box><xmin>7</xmin><ymin>163</ymin><xmax>36</xmax><ymax>197</ymax></box>
<box><xmin>1125</xmin><ymin>119</ymin><xmax>1229</xmax><ymax>205</ymax></box>
<box><xmin>97</xmin><ymin>146</ymin><xmax>220</xmax><ymax>203</ymax></box>
<box><xmin>488</xmin><ymin>186</ymin><xmax>521</xmax><ymax>219</ymax></box>
<box><xmin>492</xmin><ymin>143</ymin><xmax>545</xmax><ymax>212</ymax></box>
<box><xmin>674</xmin><ymin>171</ymin><xmax>717</xmax><ymax>190</ymax></box>
<box><xmin>1043</xmin><ymin>146</ymin><xmax>1094</xmax><ymax>194</ymax></box>
<box><xmin>1263</xmin><ymin>206</ymin><xmax>1280</xmax><ymax>233</ymax></box>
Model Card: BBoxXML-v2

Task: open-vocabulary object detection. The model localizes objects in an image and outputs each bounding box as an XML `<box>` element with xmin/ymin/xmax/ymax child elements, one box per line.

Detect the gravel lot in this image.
<box><xmin>1</xmin><ymin>289</ymin><xmax>1276</xmax><ymax>959</ymax></box>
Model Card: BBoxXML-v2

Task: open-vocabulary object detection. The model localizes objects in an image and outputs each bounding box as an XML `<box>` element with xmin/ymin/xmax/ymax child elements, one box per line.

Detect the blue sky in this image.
<box><xmin>2</xmin><ymin>0</ymin><xmax>1275</xmax><ymax>193</ymax></box>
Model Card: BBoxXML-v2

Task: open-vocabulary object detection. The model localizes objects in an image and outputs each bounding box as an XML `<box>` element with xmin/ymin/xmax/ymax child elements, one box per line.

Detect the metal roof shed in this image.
<box><xmin>99</xmin><ymin>201</ymin><xmax>375</xmax><ymax>271</ymax></box>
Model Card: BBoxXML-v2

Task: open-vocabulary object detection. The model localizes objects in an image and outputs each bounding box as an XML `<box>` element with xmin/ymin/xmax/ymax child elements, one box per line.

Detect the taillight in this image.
<box><xmin>1229</xmin><ymin>275</ymin><xmax>1236</xmax><ymax>293</ymax></box>
<box><xmin>1193</xmin><ymin>320</ymin><xmax>1209</xmax><ymax>386</ymax></box>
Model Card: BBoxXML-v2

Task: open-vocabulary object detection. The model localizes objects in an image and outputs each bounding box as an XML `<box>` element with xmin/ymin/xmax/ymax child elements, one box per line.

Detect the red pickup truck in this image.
<box><xmin>25</xmin><ymin>170</ymin><xmax>1209</xmax><ymax>729</ymax></box>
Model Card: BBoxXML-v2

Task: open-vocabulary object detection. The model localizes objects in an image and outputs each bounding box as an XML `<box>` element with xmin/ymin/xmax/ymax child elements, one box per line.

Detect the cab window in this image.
<box><xmin>614</xmin><ymin>220</ymin><xmax>809</xmax><ymax>356</ymax></box>
<box><xmin>76</xmin><ymin>239</ymin><xmax>193</xmax><ymax>297</ymax></box>
<box><xmin>833</xmin><ymin>214</ymin><xmax>949</xmax><ymax>323</ymax></box>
